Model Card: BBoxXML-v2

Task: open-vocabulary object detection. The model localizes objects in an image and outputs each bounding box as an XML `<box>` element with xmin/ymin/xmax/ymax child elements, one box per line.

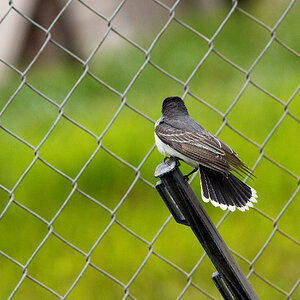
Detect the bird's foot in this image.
<box><xmin>164</xmin><ymin>156</ymin><xmax>181</xmax><ymax>168</ymax></box>
<box><xmin>164</xmin><ymin>156</ymin><xmax>170</xmax><ymax>163</ymax></box>
<box><xmin>183</xmin><ymin>168</ymin><xmax>198</xmax><ymax>181</ymax></box>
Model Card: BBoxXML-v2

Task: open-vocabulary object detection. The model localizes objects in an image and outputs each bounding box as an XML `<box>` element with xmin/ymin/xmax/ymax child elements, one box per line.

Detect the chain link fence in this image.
<box><xmin>0</xmin><ymin>0</ymin><xmax>299</xmax><ymax>299</ymax></box>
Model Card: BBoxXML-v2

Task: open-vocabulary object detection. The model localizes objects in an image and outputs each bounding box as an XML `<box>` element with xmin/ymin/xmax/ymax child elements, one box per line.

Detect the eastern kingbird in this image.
<box><xmin>155</xmin><ymin>96</ymin><xmax>257</xmax><ymax>212</ymax></box>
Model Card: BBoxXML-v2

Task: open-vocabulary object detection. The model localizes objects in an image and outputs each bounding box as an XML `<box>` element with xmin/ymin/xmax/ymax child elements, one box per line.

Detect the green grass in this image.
<box><xmin>0</xmin><ymin>3</ymin><xmax>299</xmax><ymax>299</ymax></box>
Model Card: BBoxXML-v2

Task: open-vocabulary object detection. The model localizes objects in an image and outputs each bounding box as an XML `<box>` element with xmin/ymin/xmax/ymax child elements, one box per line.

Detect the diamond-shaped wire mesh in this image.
<box><xmin>0</xmin><ymin>0</ymin><xmax>299</xmax><ymax>299</ymax></box>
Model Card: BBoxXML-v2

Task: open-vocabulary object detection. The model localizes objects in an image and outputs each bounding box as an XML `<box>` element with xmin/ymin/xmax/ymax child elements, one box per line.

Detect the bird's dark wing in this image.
<box><xmin>155</xmin><ymin>121</ymin><xmax>251</xmax><ymax>176</ymax></box>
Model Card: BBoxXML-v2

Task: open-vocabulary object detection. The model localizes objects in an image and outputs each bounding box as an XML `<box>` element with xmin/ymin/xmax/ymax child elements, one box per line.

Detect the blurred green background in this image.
<box><xmin>0</xmin><ymin>1</ymin><xmax>299</xmax><ymax>299</ymax></box>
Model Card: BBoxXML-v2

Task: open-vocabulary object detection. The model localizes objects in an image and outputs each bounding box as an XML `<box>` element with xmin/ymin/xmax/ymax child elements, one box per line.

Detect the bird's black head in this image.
<box><xmin>162</xmin><ymin>96</ymin><xmax>189</xmax><ymax>117</ymax></box>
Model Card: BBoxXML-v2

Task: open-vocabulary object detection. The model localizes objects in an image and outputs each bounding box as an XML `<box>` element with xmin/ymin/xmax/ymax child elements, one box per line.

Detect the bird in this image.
<box><xmin>154</xmin><ymin>96</ymin><xmax>257</xmax><ymax>212</ymax></box>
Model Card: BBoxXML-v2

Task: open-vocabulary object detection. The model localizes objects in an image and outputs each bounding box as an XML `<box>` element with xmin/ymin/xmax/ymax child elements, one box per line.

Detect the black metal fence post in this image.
<box><xmin>155</xmin><ymin>158</ymin><xmax>259</xmax><ymax>300</ymax></box>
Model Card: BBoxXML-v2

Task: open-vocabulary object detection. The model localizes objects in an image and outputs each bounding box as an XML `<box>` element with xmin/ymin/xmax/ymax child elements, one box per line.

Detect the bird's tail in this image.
<box><xmin>199</xmin><ymin>166</ymin><xmax>257</xmax><ymax>212</ymax></box>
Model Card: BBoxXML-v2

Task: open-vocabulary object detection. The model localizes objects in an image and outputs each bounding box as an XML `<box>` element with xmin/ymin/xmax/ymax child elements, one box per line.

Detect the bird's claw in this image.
<box><xmin>164</xmin><ymin>156</ymin><xmax>170</xmax><ymax>163</ymax></box>
<box><xmin>183</xmin><ymin>175</ymin><xmax>190</xmax><ymax>182</ymax></box>
<box><xmin>183</xmin><ymin>168</ymin><xmax>198</xmax><ymax>182</ymax></box>
<box><xmin>164</xmin><ymin>156</ymin><xmax>180</xmax><ymax>167</ymax></box>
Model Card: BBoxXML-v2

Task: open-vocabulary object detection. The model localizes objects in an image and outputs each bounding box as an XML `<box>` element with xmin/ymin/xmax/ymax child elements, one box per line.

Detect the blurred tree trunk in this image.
<box><xmin>19</xmin><ymin>0</ymin><xmax>79</xmax><ymax>65</ymax></box>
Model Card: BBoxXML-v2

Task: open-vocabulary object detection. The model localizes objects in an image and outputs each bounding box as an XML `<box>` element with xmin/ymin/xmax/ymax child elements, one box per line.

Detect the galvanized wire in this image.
<box><xmin>0</xmin><ymin>0</ymin><xmax>299</xmax><ymax>299</ymax></box>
